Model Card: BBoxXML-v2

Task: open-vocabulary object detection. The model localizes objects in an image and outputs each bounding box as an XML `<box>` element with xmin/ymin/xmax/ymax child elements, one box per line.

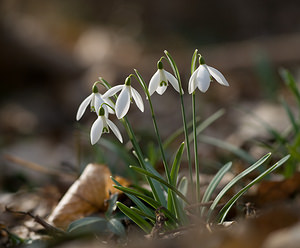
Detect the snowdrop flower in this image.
<box><xmin>188</xmin><ymin>56</ymin><xmax>229</xmax><ymax>94</ymax></box>
<box><xmin>76</xmin><ymin>84</ymin><xmax>114</xmax><ymax>121</ymax></box>
<box><xmin>149</xmin><ymin>61</ymin><xmax>181</xmax><ymax>95</ymax></box>
<box><xmin>102</xmin><ymin>77</ymin><xmax>144</xmax><ymax>119</ymax></box>
<box><xmin>90</xmin><ymin>107</ymin><xmax>123</xmax><ymax>145</ymax></box>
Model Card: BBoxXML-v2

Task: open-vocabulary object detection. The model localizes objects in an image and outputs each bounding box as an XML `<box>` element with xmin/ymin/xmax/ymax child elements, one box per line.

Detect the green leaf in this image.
<box><xmin>164</xmin><ymin>50</ymin><xmax>181</xmax><ymax>82</ymax></box>
<box><xmin>105</xmin><ymin>193</ymin><xmax>119</xmax><ymax>218</ymax></box>
<box><xmin>217</xmin><ymin>154</ymin><xmax>290</xmax><ymax>223</ymax></box>
<box><xmin>198</xmin><ymin>135</ymin><xmax>255</xmax><ymax>164</ymax></box>
<box><xmin>144</xmin><ymin>161</ymin><xmax>168</xmax><ymax>207</ymax></box>
<box><xmin>202</xmin><ymin>162</ymin><xmax>232</xmax><ymax>204</ymax></box>
<box><xmin>170</xmin><ymin>142</ymin><xmax>185</xmax><ymax>186</ymax></box>
<box><xmin>114</xmin><ymin>185</ymin><xmax>161</xmax><ymax>209</ymax></box>
<box><xmin>280</xmin><ymin>69</ymin><xmax>300</xmax><ymax>107</ymax></box>
<box><xmin>111</xmin><ymin>177</ymin><xmax>155</xmax><ymax>218</ymax></box>
<box><xmin>107</xmin><ymin>218</ymin><xmax>126</xmax><ymax>237</ymax></box>
<box><xmin>280</xmin><ymin>97</ymin><xmax>299</xmax><ymax>134</ymax></box>
<box><xmin>206</xmin><ymin>153</ymin><xmax>271</xmax><ymax>221</ymax></box>
<box><xmin>67</xmin><ymin>217</ymin><xmax>107</xmax><ymax>233</ymax></box>
<box><xmin>191</xmin><ymin>49</ymin><xmax>198</xmax><ymax>74</ymax></box>
<box><xmin>130</xmin><ymin>207</ymin><xmax>156</xmax><ymax>222</ymax></box>
<box><xmin>130</xmin><ymin>166</ymin><xmax>190</xmax><ymax>204</ymax></box>
<box><xmin>117</xmin><ymin>202</ymin><xmax>152</xmax><ymax>233</ymax></box>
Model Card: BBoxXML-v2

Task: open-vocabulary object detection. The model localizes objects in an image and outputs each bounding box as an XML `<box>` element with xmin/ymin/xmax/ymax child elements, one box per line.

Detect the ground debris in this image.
<box><xmin>5</xmin><ymin>207</ymin><xmax>65</xmax><ymax>237</ymax></box>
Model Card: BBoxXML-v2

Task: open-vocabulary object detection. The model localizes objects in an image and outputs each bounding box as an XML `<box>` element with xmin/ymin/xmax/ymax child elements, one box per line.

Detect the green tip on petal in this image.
<box><xmin>92</xmin><ymin>84</ymin><xmax>99</xmax><ymax>93</ymax></box>
<box><xmin>157</xmin><ymin>61</ymin><xmax>163</xmax><ymax>70</ymax></box>
<box><xmin>99</xmin><ymin>107</ymin><xmax>105</xmax><ymax>116</ymax></box>
<box><xmin>199</xmin><ymin>55</ymin><xmax>206</xmax><ymax>65</ymax></box>
<box><xmin>125</xmin><ymin>77</ymin><xmax>131</xmax><ymax>86</ymax></box>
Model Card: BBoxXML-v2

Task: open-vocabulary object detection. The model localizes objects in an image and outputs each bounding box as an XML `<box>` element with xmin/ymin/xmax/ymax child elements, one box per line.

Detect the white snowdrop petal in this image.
<box><xmin>93</xmin><ymin>93</ymin><xmax>105</xmax><ymax>114</ymax></box>
<box><xmin>156</xmin><ymin>85</ymin><xmax>167</xmax><ymax>95</ymax></box>
<box><xmin>90</xmin><ymin>116</ymin><xmax>103</xmax><ymax>145</ymax></box>
<box><xmin>148</xmin><ymin>71</ymin><xmax>160</xmax><ymax>96</ymax></box>
<box><xmin>76</xmin><ymin>94</ymin><xmax>93</xmax><ymax>120</ymax></box>
<box><xmin>198</xmin><ymin>79</ymin><xmax>210</xmax><ymax>92</ymax></box>
<box><xmin>131</xmin><ymin>88</ymin><xmax>144</xmax><ymax>112</ymax></box>
<box><xmin>165</xmin><ymin>70</ymin><xmax>180</xmax><ymax>93</ymax></box>
<box><xmin>207</xmin><ymin>66</ymin><xmax>229</xmax><ymax>86</ymax></box>
<box><xmin>188</xmin><ymin>68</ymin><xmax>198</xmax><ymax>94</ymax></box>
<box><xmin>107</xmin><ymin>119</ymin><xmax>123</xmax><ymax>143</ymax></box>
<box><xmin>102</xmin><ymin>85</ymin><xmax>124</xmax><ymax>98</ymax></box>
<box><xmin>104</xmin><ymin>98</ymin><xmax>115</xmax><ymax>114</ymax></box>
<box><xmin>196</xmin><ymin>65</ymin><xmax>211</xmax><ymax>92</ymax></box>
<box><xmin>115</xmin><ymin>86</ymin><xmax>131</xmax><ymax>119</ymax></box>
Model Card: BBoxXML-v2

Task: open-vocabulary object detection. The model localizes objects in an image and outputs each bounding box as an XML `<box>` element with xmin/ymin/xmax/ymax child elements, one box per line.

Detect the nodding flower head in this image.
<box><xmin>76</xmin><ymin>84</ymin><xmax>114</xmax><ymax>121</ymax></box>
<box><xmin>90</xmin><ymin>106</ymin><xmax>123</xmax><ymax>145</ymax></box>
<box><xmin>188</xmin><ymin>55</ymin><xmax>229</xmax><ymax>94</ymax></box>
<box><xmin>102</xmin><ymin>77</ymin><xmax>144</xmax><ymax>119</ymax></box>
<box><xmin>148</xmin><ymin>61</ymin><xmax>182</xmax><ymax>96</ymax></box>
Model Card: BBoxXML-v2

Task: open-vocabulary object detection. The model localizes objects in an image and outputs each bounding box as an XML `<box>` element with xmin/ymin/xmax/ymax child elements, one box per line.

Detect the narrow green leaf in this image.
<box><xmin>280</xmin><ymin>69</ymin><xmax>300</xmax><ymax>107</ymax></box>
<box><xmin>280</xmin><ymin>97</ymin><xmax>299</xmax><ymax>134</ymax></box>
<box><xmin>191</xmin><ymin>49</ymin><xmax>198</xmax><ymax>74</ymax></box>
<box><xmin>206</xmin><ymin>153</ymin><xmax>271</xmax><ymax>221</ymax></box>
<box><xmin>130</xmin><ymin>166</ymin><xmax>190</xmax><ymax>204</ymax></box>
<box><xmin>195</xmin><ymin>109</ymin><xmax>225</xmax><ymax>136</ymax></box>
<box><xmin>105</xmin><ymin>193</ymin><xmax>119</xmax><ymax>218</ymax></box>
<box><xmin>199</xmin><ymin>135</ymin><xmax>255</xmax><ymax>164</ymax></box>
<box><xmin>111</xmin><ymin>177</ymin><xmax>155</xmax><ymax>218</ymax></box>
<box><xmin>170</xmin><ymin>142</ymin><xmax>185</xmax><ymax>186</ymax></box>
<box><xmin>107</xmin><ymin>218</ymin><xmax>126</xmax><ymax>237</ymax></box>
<box><xmin>116</xmin><ymin>202</ymin><xmax>152</xmax><ymax>233</ymax></box>
<box><xmin>164</xmin><ymin>50</ymin><xmax>181</xmax><ymax>81</ymax></box>
<box><xmin>114</xmin><ymin>185</ymin><xmax>161</xmax><ymax>209</ymax></box>
<box><xmin>67</xmin><ymin>217</ymin><xmax>107</xmax><ymax>233</ymax></box>
<box><xmin>202</xmin><ymin>162</ymin><xmax>232</xmax><ymax>204</ymax></box>
<box><xmin>217</xmin><ymin>155</ymin><xmax>290</xmax><ymax>223</ymax></box>
<box><xmin>130</xmin><ymin>207</ymin><xmax>156</xmax><ymax>222</ymax></box>
<box><xmin>201</xmin><ymin>162</ymin><xmax>232</xmax><ymax>216</ymax></box>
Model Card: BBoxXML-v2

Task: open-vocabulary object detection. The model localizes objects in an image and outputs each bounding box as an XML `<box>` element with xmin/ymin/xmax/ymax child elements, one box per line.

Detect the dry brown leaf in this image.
<box><xmin>47</xmin><ymin>163</ymin><xmax>130</xmax><ymax>229</ymax></box>
<box><xmin>255</xmin><ymin>172</ymin><xmax>300</xmax><ymax>206</ymax></box>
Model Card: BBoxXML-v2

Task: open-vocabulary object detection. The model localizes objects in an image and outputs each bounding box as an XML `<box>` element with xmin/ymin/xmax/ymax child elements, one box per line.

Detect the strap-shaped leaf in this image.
<box><xmin>116</xmin><ymin>202</ymin><xmax>152</xmax><ymax>233</ymax></box>
<box><xmin>206</xmin><ymin>152</ymin><xmax>271</xmax><ymax>221</ymax></box>
<box><xmin>217</xmin><ymin>154</ymin><xmax>290</xmax><ymax>223</ymax></box>
<box><xmin>170</xmin><ymin>142</ymin><xmax>185</xmax><ymax>186</ymax></box>
<box><xmin>67</xmin><ymin>217</ymin><xmax>107</xmax><ymax>233</ymax></box>
<box><xmin>130</xmin><ymin>166</ymin><xmax>190</xmax><ymax>204</ymax></box>
<box><xmin>107</xmin><ymin>218</ymin><xmax>126</xmax><ymax>237</ymax></box>
<box><xmin>111</xmin><ymin>177</ymin><xmax>155</xmax><ymax>218</ymax></box>
<box><xmin>202</xmin><ymin>162</ymin><xmax>232</xmax><ymax>204</ymax></box>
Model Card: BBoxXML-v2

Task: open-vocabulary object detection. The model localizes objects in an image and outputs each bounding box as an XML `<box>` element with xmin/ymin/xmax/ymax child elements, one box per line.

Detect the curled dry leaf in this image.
<box><xmin>47</xmin><ymin>163</ymin><xmax>130</xmax><ymax>229</ymax></box>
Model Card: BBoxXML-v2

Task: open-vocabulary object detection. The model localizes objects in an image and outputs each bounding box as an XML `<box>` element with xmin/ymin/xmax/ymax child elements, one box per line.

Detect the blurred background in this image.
<box><xmin>1</xmin><ymin>0</ymin><xmax>300</xmax><ymax>189</ymax></box>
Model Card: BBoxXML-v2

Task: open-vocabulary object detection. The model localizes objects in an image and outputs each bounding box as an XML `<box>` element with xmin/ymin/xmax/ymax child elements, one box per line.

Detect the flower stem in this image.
<box><xmin>164</xmin><ymin>51</ymin><xmax>194</xmax><ymax>197</ymax></box>
<box><xmin>133</xmin><ymin>71</ymin><xmax>172</xmax><ymax>184</ymax></box>
<box><xmin>121</xmin><ymin>116</ymin><xmax>162</xmax><ymax>202</ymax></box>
<box><xmin>192</xmin><ymin>92</ymin><xmax>200</xmax><ymax>204</ymax></box>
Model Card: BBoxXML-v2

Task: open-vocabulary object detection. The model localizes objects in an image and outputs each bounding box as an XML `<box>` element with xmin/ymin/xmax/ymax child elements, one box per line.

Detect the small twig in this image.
<box><xmin>5</xmin><ymin>207</ymin><xmax>65</xmax><ymax>237</ymax></box>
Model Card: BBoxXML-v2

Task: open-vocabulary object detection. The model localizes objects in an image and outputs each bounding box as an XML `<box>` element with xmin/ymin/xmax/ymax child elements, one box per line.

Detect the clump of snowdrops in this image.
<box><xmin>75</xmin><ymin>49</ymin><xmax>290</xmax><ymax>233</ymax></box>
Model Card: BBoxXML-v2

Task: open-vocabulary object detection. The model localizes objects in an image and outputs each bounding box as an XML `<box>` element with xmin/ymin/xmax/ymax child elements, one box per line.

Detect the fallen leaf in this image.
<box><xmin>47</xmin><ymin>163</ymin><xmax>130</xmax><ymax>229</ymax></box>
<box><xmin>255</xmin><ymin>172</ymin><xmax>300</xmax><ymax>206</ymax></box>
